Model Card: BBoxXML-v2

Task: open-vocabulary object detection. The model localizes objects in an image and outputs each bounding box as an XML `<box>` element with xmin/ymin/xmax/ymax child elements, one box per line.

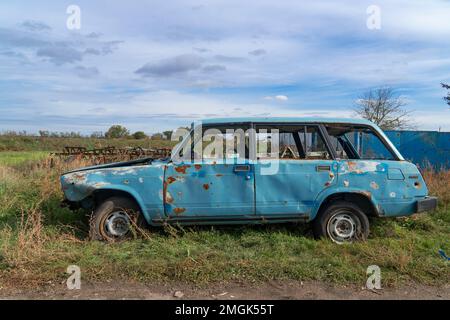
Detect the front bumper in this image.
<box><xmin>416</xmin><ymin>196</ymin><xmax>438</xmax><ymax>213</ymax></box>
<box><xmin>61</xmin><ymin>196</ymin><xmax>95</xmax><ymax>211</ymax></box>
<box><xmin>61</xmin><ymin>198</ymin><xmax>81</xmax><ymax>210</ymax></box>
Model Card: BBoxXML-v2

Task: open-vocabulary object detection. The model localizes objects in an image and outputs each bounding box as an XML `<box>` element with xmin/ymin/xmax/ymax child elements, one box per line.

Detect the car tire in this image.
<box><xmin>90</xmin><ymin>196</ymin><xmax>147</xmax><ymax>241</ymax></box>
<box><xmin>312</xmin><ymin>201</ymin><xmax>370</xmax><ymax>244</ymax></box>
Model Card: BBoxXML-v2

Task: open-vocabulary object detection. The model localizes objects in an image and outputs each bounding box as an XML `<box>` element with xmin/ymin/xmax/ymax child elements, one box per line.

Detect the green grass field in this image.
<box><xmin>0</xmin><ymin>151</ymin><xmax>448</xmax><ymax>289</ymax></box>
<box><xmin>0</xmin><ymin>151</ymin><xmax>49</xmax><ymax>166</ymax></box>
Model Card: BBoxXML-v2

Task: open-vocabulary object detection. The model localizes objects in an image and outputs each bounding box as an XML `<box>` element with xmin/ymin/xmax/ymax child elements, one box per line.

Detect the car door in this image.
<box><xmin>253</xmin><ymin>124</ymin><xmax>338</xmax><ymax>216</ymax></box>
<box><xmin>164</xmin><ymin>123</ymin><xmax>255</xmax><ymax>218</ymax></box>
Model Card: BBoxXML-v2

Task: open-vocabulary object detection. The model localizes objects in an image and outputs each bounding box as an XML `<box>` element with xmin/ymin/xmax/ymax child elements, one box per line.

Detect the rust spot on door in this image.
<box><xmin>203</xmin><ymin>183</ymin><xmax>210</xmax><ymax>190</ymax></box>
<box><xmin>167</xmin><ymin>176</ymin><xmax>176</xmax><ymax>184</ymax></box>
<box><xmin>216</xmin><ymin>174</ymin><xmax>223</xmax><ymax>177</ymax></box>
<box><xmin>194</xmin><ymin>164</ymin><xmax>202</xmax><ymax>170</ymax></box>
<box><xmin>347</xmin><ymin>161</ymin><xmax>363</xmax><ymax>174</ymax></box>
<box><xmin>175</xmin><ymin>165</ymin><xmax>190</xmax><ymax>174</ymax></box>
<box><xmin>348</xmin><ymin>161</ymin><xmax>357</xmax><ymax>170</ymax></box>
<box><xmin>173</xmin><ymin>207</ymin><xmax>186</xmax><ymax>215</ymax></box>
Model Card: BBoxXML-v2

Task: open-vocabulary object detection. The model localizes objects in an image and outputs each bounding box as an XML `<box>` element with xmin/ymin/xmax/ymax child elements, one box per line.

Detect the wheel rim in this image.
<box><xmin>326</xmin><ymin>211</ymin><xmax>359</xmax><ymax>244</ymax></box>
<box><xmin>104</xmin><ymin>211</ymin><xmax>131</xmax><ymax>238</ymax></box>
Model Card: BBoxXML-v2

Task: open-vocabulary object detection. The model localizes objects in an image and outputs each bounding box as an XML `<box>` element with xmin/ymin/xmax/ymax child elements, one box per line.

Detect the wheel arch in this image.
<box><xmin>91</xmin><ymin>186</ymin><xmax>150</xmax><ymax>223</ymax></box>
<box><xmin>312</xmin><ymin>191</ymin><xmax>381</xmax><ymax>221</ymax></box>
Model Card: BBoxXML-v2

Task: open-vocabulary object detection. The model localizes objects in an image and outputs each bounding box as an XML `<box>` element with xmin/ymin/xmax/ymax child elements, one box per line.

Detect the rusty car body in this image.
<box><xmin>60</xmin><ymin>118</ymin><xmax>437</xmax><ymax>243</ymax></box>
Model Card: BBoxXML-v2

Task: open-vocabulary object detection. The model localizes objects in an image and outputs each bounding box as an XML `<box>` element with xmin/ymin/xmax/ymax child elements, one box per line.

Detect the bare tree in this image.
<box><xmin>354</xmin><ymin>87</ymin><xmax>411</xmax><ymax>130</ymax></box>
<box><xmin>441</xmin><ymin>83</ymin><xmax>450</xmax><ymax>106</ymax></box>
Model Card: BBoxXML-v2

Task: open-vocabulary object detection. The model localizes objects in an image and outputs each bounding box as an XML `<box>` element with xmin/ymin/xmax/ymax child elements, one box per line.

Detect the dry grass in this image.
<box><xmin>422</xmin><ymin>168</ymin><xmax>450</xmax><ymax>207</ymax></box>
<box><xmin>0</xmin><ymin>157</ymin><xmax>91</xmax><ymax>271</ymax></box>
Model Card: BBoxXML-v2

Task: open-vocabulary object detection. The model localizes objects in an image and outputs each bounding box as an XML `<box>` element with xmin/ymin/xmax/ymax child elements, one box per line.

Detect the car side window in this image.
<box><xmin>255</xmin><ymin>125</ymin><xmax>331</xmax><ymax>160</ymax></box>
<box><xmin>326</xmin><ymin>133</ymin><xmax>349</xmax><ymax>159</ymax></box>
<box><xmin>301</xmin><ymin>126</ymin><xmax>332</xmax><ymax>160</ymax></box>
<box><xmin>201</xmin><ymin>125</ymin><xmax>251</xmax><ymax>161</ymax></box>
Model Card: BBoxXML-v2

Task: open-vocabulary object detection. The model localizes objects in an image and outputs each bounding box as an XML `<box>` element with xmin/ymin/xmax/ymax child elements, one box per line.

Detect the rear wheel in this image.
<box><xmin>313</xmin><ymin>201</ymin><xmax>370</xmax><ymax>244</ymax></box>
<box><xmin>90</xmin><ymin>196</ymin><xmax>147</xmax><ymax>241</ymax></box>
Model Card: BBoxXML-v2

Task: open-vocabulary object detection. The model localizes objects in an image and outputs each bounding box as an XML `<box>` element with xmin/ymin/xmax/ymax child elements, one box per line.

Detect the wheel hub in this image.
<box><xmin>105</xmin><ymin>211</ymin><xmax>131</xmax><ymax>237</ymax></box>
<box><xmin>327</xmin><ymin>213</ymin><xmax>357</xmax><ymax>243</ymax></box>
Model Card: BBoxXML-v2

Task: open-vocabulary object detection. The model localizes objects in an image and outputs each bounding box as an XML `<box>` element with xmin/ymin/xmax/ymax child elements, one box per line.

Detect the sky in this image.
<box><xmin>0</xmin><ymin>0</ymin><xmax>450</xmax><ymax>134</ymax></box>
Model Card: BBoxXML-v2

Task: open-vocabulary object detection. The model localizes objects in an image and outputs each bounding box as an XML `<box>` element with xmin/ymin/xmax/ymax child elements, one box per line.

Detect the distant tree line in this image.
<box><xmin>0</xmin><ymin>125</ymin><xmax>185</xmax><ymax>140</ymax></box>
<box><xmin>103</xmin><ymin>125</ymin><xmax>177</xmax><ymax>140</ymax></box>
<box><xmin>39</xmin><ymin>130</ymin><xmax>83</xmax><ymax>138</ymax></box>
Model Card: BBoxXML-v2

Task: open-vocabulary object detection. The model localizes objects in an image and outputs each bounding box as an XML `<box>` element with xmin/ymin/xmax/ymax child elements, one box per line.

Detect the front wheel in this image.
<box><xmin>90</xmin><ymin>196</ymin><xmax>147</xmax><ymax>241</ymax></box>
<box><xmin>312</xmin><ymin>201</ymin><xmax>370</xmax><ymax>244</ymax></box>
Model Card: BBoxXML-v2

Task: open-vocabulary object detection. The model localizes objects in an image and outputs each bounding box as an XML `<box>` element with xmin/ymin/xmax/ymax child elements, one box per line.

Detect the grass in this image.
<box><xmin>0</xmin><ymin>152</ymin><xmax>448</xmax><ymax>289</ymax></box>
<box><xmin>0</xmin><ymin>151</ymin><xmax>49</xmax><ymax>166</ymax></box>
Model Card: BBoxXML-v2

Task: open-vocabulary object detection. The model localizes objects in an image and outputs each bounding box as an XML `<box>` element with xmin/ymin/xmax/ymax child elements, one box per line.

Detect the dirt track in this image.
<box><xmin>1</xmin><ymin>281</ymin><xmax>449</xmax><ymax>300</ymax></box>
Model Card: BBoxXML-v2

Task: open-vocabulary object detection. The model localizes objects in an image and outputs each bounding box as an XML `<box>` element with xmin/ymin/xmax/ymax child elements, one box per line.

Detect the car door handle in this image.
<box><xmin>234</xmin><ymin>165</ymin><xmax>251</xmax><ymax>172</ymax></box>
<box><xmin>316</xmin><ymin>165</ymin><xmax>331</xmax><ymax>172</ymax></box>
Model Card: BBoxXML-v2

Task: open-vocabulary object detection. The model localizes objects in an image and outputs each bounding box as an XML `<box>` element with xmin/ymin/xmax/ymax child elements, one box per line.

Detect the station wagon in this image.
<box><xmin>61</xmin><ymin>118</ymin><xmax>437</xmax><ymax>243</ymax></box>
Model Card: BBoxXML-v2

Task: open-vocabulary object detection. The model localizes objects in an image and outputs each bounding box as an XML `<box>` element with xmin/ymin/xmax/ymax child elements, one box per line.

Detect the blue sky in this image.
<box><xmin>1</xmin><ymin>0</ymin><xmax>449</xmax><ymax>134</ymax></box>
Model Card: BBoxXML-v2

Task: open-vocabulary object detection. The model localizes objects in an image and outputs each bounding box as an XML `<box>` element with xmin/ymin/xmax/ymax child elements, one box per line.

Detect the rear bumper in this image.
<box><xmin>416</xmin><ymin>196</ymin><xmax>438</xmax><ymax>213</ymax></box>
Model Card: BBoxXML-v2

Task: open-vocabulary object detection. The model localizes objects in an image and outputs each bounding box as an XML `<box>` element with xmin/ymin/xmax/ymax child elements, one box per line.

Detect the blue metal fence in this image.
<box><xmin>384</xmin><ymin>130</ymin><xmax>450</xmax><ymax>170</ymax></box>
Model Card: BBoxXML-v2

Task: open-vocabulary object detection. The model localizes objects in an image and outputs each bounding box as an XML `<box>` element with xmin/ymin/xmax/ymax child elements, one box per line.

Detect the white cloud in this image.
<box><xmin>264</xmin><ymin>95</ymin><xmax>288</xmax><ymax>101</ymax></box>
<box><xmin>275</xmin><ymin>95</ymin><xmax>288</xmax><ymax>101</ymax></box>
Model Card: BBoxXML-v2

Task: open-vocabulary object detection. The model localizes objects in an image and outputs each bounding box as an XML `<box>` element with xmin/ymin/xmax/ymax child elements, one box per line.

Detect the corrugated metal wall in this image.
<box><xmin>384</xmin><ymin>131</ymin><xmax>450</xmax><ymax>170</ymax></box>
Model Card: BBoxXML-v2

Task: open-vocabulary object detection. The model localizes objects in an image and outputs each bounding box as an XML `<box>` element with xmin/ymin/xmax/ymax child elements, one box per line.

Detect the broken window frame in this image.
<box><xmin>253</xmin><ymin>123</ymin><xmax>334</xmax><ymax>161</ymax></box>
<box><xmin>173</xmin><ymin>121</ymin><xmax>401</xmax><ymax>163</ymax></box>
<box><xmin>324</xmin><ymin>124</ymin><xmax>400</xmax><ymax>161</ymax></box>
<box><xmin>173</xmin><ymin>122</ymin><xmax>252</xmax><ymax>162</ymax></box>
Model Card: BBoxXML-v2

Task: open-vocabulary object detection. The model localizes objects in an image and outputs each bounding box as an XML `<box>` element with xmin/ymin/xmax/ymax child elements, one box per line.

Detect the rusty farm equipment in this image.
<box><xmin>50</xmin><ymin>146</ymin><xmax>171</xmax><ymax>165</ymax></box>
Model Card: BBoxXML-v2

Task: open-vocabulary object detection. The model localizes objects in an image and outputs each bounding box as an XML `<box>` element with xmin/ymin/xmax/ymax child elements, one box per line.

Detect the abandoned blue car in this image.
<box><xmin>60</xmin><ymin>118</ymin><xmax>437</xmax><ymax>243</ymax></box>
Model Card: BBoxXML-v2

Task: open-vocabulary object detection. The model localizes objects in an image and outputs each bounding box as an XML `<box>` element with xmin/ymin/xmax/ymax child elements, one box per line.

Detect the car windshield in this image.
<box><xmin>325</xmin><ymin>125</ymin><xmax>397</xmax><ymax>160</ymax></box>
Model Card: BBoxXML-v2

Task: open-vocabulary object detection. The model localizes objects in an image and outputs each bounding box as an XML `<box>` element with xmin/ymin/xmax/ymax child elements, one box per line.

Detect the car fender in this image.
<box><xmin>311</xmin><ymin>186</ymin><xmax>381</xmax><ymax>220</ymax></box>
<box><xmin>92</xmin><ymin>184</ymin><xmax>152</xmax><ymax>223</ymax></box>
